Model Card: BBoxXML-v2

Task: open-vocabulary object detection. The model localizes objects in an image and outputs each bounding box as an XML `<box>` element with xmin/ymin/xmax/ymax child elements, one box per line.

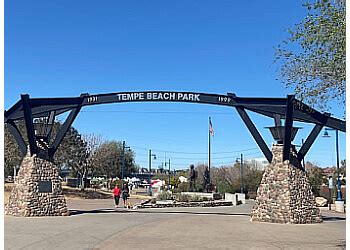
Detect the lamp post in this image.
<box><xmin>236</xmin><ymin>154</ymin><xmax>243</xmax><ymax>193</ymax></box>
<box><xmin>121</xmin><ymin>141</ymin><xmax>131</xmax><ymax>190</ymax></box>
<box><xmin>322</xmin><ymin>128</ymin><xmax>342</xmax><ymax>201</ymax></box>
<box><xmin>148</xmin><ymin>150</ymin><xmax>156</xmax><ymax>196</ymax></box>
<box><xmin>165</xmin><ymin>158</ymin><xmax>171</xmax><ymax>190</ymax></box>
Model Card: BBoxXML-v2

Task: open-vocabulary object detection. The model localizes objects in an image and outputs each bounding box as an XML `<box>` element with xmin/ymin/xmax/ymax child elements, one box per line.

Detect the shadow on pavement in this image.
<box><xmin>69</xmin><ymin>208</ymin><xmax>251</xmax><ymax>217</ymax></box>
<box><xmin>322</xmin><ymin>216</ymin><xmax>346</xmax><ymax>221</ymax></box>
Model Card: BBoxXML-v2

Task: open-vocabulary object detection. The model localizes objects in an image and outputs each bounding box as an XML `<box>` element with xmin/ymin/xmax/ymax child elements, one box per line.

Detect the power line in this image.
<box><xmin>136</xmin><ymin>155</ymin><xmax>267</xmax><ymax>167</ymax></box>
<box><xmin>131</xmin><ymin>145</ymin><xmax>259</xmax><ymax>155</ymax></box>
<box><xmin>135</xmin><ymin>150</ymin><xmax>261</xmax><ymax>160</ymax></box>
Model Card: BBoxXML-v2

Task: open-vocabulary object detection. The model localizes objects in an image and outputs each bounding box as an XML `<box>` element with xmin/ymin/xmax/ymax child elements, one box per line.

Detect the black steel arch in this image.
<box><xmin>4</xmin><ymin>91</ymin><xmax>346</xmax><ymax>165</ymax></box>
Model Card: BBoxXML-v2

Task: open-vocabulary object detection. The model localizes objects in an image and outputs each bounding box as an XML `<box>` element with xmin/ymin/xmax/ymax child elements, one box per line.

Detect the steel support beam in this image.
<box><xmin>6</xmin><ymin>120</ymin><xmax>27</xmax><ymax>155</ymax></box>
<box><xmin>282</xmin><ymin>95</ymin><xmax>295</xmax><ymax>161</ymax></box>
<box><xmin>297</xmin><ymin>124</ymin><xmax>323</xmax><ymax>163</ymax></box>
<box><xmin>4</xmin><ymin>100</ymin><xmax>22</xmax><ymax>121</ymax></box>
<box><xmin>6</xmin><ymin>92</ymin><xmax>346</xmax><ymax>132</ymax></box>
<box><xmin>21</xmin><ymin>94</ymin><xmax>37</xmax><ymax>155</ymax></box>
<box><xmin>5</xmin><ymin>91</ymin><xmax>346</xmax><ymax>163</ymax></box>
<box><xmin>235</xmin><ymin>106</ymin><xmax>273</xmax><ymax>163</ymax></box>
<box><xmin>46</xmin><ymin>111</ymin><xmax>56</xmax><ymax>142</ymax></box>
<box><xmin>48</xmin><ymin>95</ymin><xmax>85</xmax><ymax>158</ymax></box>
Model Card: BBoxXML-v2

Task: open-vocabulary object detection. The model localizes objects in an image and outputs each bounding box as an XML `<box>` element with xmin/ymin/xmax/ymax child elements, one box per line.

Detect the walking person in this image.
<box><xmin>122</xmin><ymin>184</ymin><xmax>130</xmax><ymax>208</ymax></box>
<box><xmin>113</xmin><ymin>184</ymin><xmax>121</xmax><ymax>208</ymax></box>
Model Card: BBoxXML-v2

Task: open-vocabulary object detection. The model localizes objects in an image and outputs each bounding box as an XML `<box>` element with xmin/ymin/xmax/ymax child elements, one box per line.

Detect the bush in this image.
<box><xmin>175</xmin><ymin>193</ymin><xmax>190</xmax><ymax>202</ymax></box>
<box><xmin>189</xmin><ymin>195</ymin><xmax>202</xmax><ymax>202</ymax></box>
<box><xmin>216</xmin><ymin>182</ymin><xmax>236</xmax><ymax>195</ymax></box>
<box><xmin>157</xmin><ymin>191</ymin><xmax>173</xmax><ymax>200</ymax></box>
<box><xmin>178</xmin><ymin>182</ymin><xmax>189</xmax><ymax>192</ymax></box>
<box><xmin>174</xmin><ymin>194</ymin><xmax>209</xmax><ymax>202</ymax></box>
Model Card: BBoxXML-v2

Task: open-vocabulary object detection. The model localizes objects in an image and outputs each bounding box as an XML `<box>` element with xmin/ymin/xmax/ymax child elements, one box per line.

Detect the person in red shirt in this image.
<box><xmin>113</xmin><ymin>184</ymin><xmax>121</xmax><ymax>208</ymax></box>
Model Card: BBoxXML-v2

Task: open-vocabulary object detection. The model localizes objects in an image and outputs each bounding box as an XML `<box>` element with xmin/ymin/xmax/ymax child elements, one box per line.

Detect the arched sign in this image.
<box><xmin>4</xmin><ymin>91</ymin><xmax>345</xmax><ymax>164</ymax></box>
<box><xmin>83</xmin><ymin>91</ymin><xmax>234</xmax><ymax>107</ymax></box>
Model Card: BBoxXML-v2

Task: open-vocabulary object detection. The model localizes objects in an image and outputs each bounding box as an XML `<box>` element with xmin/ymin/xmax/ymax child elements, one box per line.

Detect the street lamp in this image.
<box><xmin>236</xmin><ymin>154</ymin><xmax>243</xmax><ymax>193</ymax></box>
<box><xmin>121</xmin><ymin>141</ymin><xmax>131</xmax><ymax>190</ymax></box>
<box><xmin>148</xmin><ymin>150</ymin><xmax>156</xmax><ymax>196</ymax></box>
<box><xmin>322</xmin><ymin>128</ymin><xmax>342</xmax><ymax>201</ymax></box>
<box><xmin>165</xmin><ymin>158</ymin><xmax>171</xmax><ymax>190</ymax></box>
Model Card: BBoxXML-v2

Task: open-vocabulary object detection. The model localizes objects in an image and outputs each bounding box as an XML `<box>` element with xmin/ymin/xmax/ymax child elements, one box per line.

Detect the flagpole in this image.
<box><xmin>208</xmin><ymin>117</ymin><xmax>211</xmax><ymax>185</ymax></box>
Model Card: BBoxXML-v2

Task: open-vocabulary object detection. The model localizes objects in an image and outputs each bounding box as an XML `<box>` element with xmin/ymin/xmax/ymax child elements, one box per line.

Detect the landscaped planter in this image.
<box><xmin>135</xmin><ymin>200</ymin><xmax>233</xmax><ymax>209</ymax></box>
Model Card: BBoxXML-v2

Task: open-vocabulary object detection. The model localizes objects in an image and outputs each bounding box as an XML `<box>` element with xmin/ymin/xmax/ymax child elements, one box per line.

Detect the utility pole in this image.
<box><xmin>335</xmin><ymin>129</ymin><xmax>341</xmax><ymax>201</ymax></box>
<box><xmin>165</xmin><ymin>158</ymin><xmax>171</xmax><ymax>190</ymax></box>
<box><xmin>235</xmin><ymin>155</ymin><xmax>244</xmax><ymax>194</ymax></box>
<box><xmin>208</xmin><ymin>116</ymin><xmax>213</xmax><ymax>187</ymax></box>
<box><xmin>122</xmin><ymin>141</ymin><xmax>130</xmax><ymax>190</ymax></box>
<box><xmin>323</xmin><ymin>128</ymin><xmax>342</xmax><ymax>201</ymax></box>
<box><xmin>148</xmin><ymin>149</ymin><xmax>156</xmax><ymax>196</ymax></box>
<box><xmin>240</xmin><ymin>153</ymin><xmax>243</xmax><ymax>193</ymax></box>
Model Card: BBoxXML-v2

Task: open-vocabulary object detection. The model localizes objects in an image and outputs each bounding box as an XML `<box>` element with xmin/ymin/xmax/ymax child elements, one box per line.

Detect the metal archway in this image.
<box><xmin>5</xmin><ymin>91</ymin><xmax>346</xmax><ymax>164</ymax></box>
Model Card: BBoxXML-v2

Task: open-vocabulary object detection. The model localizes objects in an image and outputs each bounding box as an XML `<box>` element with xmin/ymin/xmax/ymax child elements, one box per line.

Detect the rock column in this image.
<box><xmin>5</xmin><ymin>152</ymin><xmax>68</xmax><ymax>216</ymax></box>
<box><xmin>250</xmin><ymin>144</ymin><xmax>322</xmax><ymax>224</ymax></box>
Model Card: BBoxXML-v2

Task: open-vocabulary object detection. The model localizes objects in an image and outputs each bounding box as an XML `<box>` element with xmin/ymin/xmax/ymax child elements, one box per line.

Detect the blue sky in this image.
<box><xmin>5</xmin><ymin>0</ymin><xmax>345</xmax><ymax>169</ymax></box>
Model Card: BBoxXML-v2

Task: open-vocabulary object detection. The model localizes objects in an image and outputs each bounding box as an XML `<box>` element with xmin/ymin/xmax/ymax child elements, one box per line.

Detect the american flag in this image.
<box><xmin>209</xmin><ymin>117</ymin><xmax>214</xmax><ymax>137</ymax></box>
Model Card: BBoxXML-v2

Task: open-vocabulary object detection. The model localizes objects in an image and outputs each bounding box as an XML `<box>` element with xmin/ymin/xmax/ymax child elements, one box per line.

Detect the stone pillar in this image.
<box><xmin>5</xmin><ymin>152</ymin><xmax>68</xmax><ymax>216</ymax></box>
<box><xmin>250</xmin><ymin>144</ymin><xmax>322</xmax><ymax>224</ymax></box>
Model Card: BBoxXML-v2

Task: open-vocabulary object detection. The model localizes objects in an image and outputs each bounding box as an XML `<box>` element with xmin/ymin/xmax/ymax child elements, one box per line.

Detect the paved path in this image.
<box><xmin>5</xmin><ymin>199</ymin><xmax>346</xmax><ymax>249</ymax></box>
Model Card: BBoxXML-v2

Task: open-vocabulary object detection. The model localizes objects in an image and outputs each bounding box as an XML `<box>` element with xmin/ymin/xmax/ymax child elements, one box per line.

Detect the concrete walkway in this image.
<box><xmin>5</xmin><ymin>199</ymin><xmax>346</xmax><ymax>249</ymax></box>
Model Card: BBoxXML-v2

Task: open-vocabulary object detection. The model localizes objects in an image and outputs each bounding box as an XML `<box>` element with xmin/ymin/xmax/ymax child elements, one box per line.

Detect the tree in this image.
<box><xmin>55</xmin><ymin>128</ymin><xmax>90</xmax><ymax>189</ymax></box>
<box><xmin>194</xmin><ymin>163</ymin><xmax>207</xmax><ymax>191</ymax></box>
<box><xmin>244</xmin><ymin>165</ymin><xmax>264</xmax><ymax>198</ymax></box>
<box><xmin>4</xmin><ymin>122</ymin><xmax>25</xmax><ymax>177</ymax></box>
<box><xmin>4</xmin><ymin>120</ymin><xmax>89</xmax><ymax>180</ymax></box>
<box><xmin>92</xmin><ymin>140</ymin><xmax>137</xmax><ymax>179</ymax></box>
<box><xmin>81</xmin><ymin>133</ymin><xmax>104</xmax><ymax>188</ymax></box>
<box><xmin>209</xmin><ymin>161</ymin><xmax>264</xmax><ymax>197</ymax></box>
<box><xmin>275</xmin><ymin>0</ymin><xmax>345</xmax><ymax>112</ymax></box>
<box><xmin>169</xmin><ymin>176</ymin><xmax>180</xmax><ymax>189</ymax></box>
<box><xmin>211</xmin><ymin>164</ymin><xmax>240</xmax><ymax>194</ymax></box>
<box><xmin>305</xmin><ymin>161</ymin><xmax>326</xmax><ymax>196</ymax></box>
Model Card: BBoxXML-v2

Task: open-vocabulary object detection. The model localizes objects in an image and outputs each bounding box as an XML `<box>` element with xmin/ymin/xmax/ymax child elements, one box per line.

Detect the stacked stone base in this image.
<box><xmin>250</xmin><ymin>144</ymin><xmax>322</xmax><ymax>224</ymax></box>
<box><xmin>5</xmin><ymin>152</ymin><xmax>68</xmax><ymax>216</ymax></box>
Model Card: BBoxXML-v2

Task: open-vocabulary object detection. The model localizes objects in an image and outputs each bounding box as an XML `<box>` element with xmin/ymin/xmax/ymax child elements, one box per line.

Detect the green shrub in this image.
<box><xmin>178</xmin><ymin>182</ymin><xmax>189</xmax><ymax>192</ymax></box>
<box><xmin>157</xmin><ymin>191</ymin><xmax>173</xmax><ymax>200</ymax></box>
<box><xmin>189</xmin><ymin>195</ymin><xmax>202</xmax><ymax>202</ymax></box>
<box><xmin>174</xmin><ymin>194</ymin><xmax>208</xmax><ymax>202</ymax></box>
<box><xmin>175</xmin><ymin>193</ymin><xmax>190</xmax><ymax>202</ymax></box>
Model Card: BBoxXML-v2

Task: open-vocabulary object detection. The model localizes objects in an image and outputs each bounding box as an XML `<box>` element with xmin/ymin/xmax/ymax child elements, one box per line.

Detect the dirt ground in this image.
<box><xmin>4</xmin><ymin>183</ymin><xmax>111</xmax><ymax>204</ymax></box>
<box><xmin>4</xmin><ymin>183</ymin><xmax>148</xmax><ymax>205</ymax></box>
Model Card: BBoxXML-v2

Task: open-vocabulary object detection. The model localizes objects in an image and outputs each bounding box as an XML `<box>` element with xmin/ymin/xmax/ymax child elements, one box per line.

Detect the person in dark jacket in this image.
<box><xmin>122</xmin><ymin>184</ymin><xmax>129</xmax><ymax>208</ymax></box>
